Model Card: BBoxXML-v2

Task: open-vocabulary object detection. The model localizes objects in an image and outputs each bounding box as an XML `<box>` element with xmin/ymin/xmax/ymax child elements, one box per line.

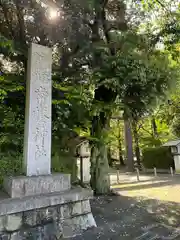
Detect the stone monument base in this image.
<box><xmin>3</xmin><ymin>174</ymin><xmax>71</xmax><ymax>198</ymax></box>
<box><xmin>0</xmin><ymin>174</ymin><xmax>96</xmax><ymax>239</ymax></box>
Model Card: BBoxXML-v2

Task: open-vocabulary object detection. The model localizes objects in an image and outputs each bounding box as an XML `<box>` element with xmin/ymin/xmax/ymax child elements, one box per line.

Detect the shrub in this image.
<box><xmin>142</xmin><ymin>147</ymin><xmax>174</xmax><ymax>169</ymax></box>
<box><xmin>0</xmin><ymin>153</ymin><xmax>23</xmax><ymax>188</ymax></box>
<box><xmin>52</xmin><ymin>150</ymin><xmax>77</xmax><ymax>182</ymax></box>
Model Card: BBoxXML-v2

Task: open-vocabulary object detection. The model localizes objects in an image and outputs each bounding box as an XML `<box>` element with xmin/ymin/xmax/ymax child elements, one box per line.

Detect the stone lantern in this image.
<box><xmin>163</xmin><ymin>140</ymin><xmax>180</xmax><ymax>173</ymax></box>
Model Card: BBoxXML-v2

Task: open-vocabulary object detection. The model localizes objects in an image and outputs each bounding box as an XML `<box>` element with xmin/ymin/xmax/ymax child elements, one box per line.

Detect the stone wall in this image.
<box><xmin>0</xmin><ymin>199</ymin><xmax>95</xmax><ymax>239</ymax></box>
<box><xmin>0</xmin><ymin>187</ymin><xmax>96</xmax><ymax>239</ymax></box>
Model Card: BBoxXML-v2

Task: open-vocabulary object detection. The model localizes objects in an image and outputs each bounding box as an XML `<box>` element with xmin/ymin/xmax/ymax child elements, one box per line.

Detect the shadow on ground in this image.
<box><xmin>73</xmin><ymin>194</ymin><xmax>180</xmax><ymax>240</ymax></box>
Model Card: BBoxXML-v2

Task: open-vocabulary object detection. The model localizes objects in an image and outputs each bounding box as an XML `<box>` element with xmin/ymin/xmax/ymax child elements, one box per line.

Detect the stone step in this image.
<box><xmin>4</xmin><ymin>174</ymin><xmax>71</xmax><ymax>198</ymax></box>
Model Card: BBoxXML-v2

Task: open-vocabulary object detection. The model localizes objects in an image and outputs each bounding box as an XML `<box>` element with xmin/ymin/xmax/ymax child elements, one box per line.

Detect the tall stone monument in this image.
<box><xmin>24</xmin><ymin>43</ymin><xmax>52</xmax><ymax>176</ymax></box>
<box><xmin>1</xmin><ymin>43</ymin><xmax>96</xmax><ymax>239</ymax></box>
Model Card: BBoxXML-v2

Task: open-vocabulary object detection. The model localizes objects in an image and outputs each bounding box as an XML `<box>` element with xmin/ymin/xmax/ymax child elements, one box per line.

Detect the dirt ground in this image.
<box><xmin>111</xmin><ymin>174</ymin><xmax>180</xmax><ymax>203</ymax></box>
<box><xmin>73</xmin><ymin>174</ymin><xmax>180</xmax><ymax>240</ymax></box>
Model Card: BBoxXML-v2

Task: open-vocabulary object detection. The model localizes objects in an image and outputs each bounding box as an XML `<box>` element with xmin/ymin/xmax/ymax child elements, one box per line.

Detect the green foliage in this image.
<box><xmin>156</xmin><ymin>88</ymin><xmax>180</xmax><ymax>138</ymax></box>
<box><xmin>52</xmin><ymin>151</ymin><xmax>77</xmax><ymax>182</ymax></box>
<box><xmin>52</xmin><ymin>82</ymin><xmax>92</xmax><ymax>136</ymax></box>
<box><xmin>0</xmin><ymin>34</ymin><xmax>12</xmax><ymax>51</ymax></box>
<box><xmin>138</xmin><ymin>116</ymin><xmax>173</xmax><ymax>149</ymax></box>
<box><xmin>171</xmin><ymin>116</ymin><xmax>180</xmax><ymax>137</ymax></box>
<box><xmin>142</xmin><ymin>147</ymin><xmax>174</xmax><ymax>169</ymax></box>
<box><xmin>0</xmin><ymin>154</ymin><xmax>23</xmax><ymax>187</ymax></box>
<box><xmin>0</xmin><ymin>73</ymin><xmax>25</xmax><ymax>154</ymax></box>
<box><xmin>140</xmin><ymin>136</ymin><xmax>162</xmax><ymax>148</ymax></box>
<box><xmin>92</xmin><ymin>32</ymin><xmax>178</xmax><ymax>120</ymax></box>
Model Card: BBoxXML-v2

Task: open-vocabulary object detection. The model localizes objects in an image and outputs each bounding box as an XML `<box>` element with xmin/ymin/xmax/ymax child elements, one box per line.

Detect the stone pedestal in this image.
<box><xmin>4</xmin><ymin>174</ymin><xmax>71</xmax><ymax>198</ymax></box>
<box><xmin>0</xmin><ymin>187</ymin><xmax>96</xmax><ymax>239</ymax></box>
<box><xmin>2</xmin><ymin>174</ymin><xmax>96</xmax><ymax>238</ymax></box>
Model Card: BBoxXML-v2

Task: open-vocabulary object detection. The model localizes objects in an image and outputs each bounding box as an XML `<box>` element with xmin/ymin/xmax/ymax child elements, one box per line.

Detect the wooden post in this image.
<box><xmin>170</xmin><ymin>167</ymin><xmax>174</xmax><ymax>177</ymax></box>
<box><xmin>154</xmin><ymin>167</ymin><xmax>157</xmax><ymax>177</ymax></box>
<box><xmin>117</xmin><ymin>170</ymin><xmax>120</xmax><ymax>183</ymax></box>
<box><xmin>136</xmin><ymin>168</ymin><xmax>140</xmax><ymax>181</ymax></box>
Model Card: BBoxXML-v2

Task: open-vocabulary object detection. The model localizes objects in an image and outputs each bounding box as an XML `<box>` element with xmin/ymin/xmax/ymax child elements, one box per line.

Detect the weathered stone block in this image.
<box><xmin>72</xmin><ymin>202</ymin><xmax>82</xmax><ymax>216</ymax></box>
<box><xmin>0</xmin><ymin>188</ymin><xmax>93</xmax><ymax>217</ymax></box>
<box><xmin>4</xmin><ymin>213</ymin><xmax>22</xmax><ymax>232</ymax></box>
<box><xmin>59</xmin><ymin>200</ymin><xmax>91</xmax><ymax>220</ymax></box>
<box><xmin>61</xmin><ymin>213</ymin><xmax>96</xmax><ymax>238</ymax></box>
<box><xmin>0</xmin><ymin>188</ymin><xmax>96</xmax><ymax>239</ymax></box>
<box><xmin>10</xmin><ymin>232</ymin><xmax>22</xmax><ymax>240</ymax></box>
<box><xmin>61</xmin><ymin>218</ymin><xmax>76</xmax><ymax>238</ymax></box>
<box><xmin>36</xmin><ymin>207</ymin><xmax>57</xmax><ymax>224</ymax></box>
<box><xmin>42</xmin><ymin>222</ymin><xmax>63</xmax><ymax>240</ymax></box>
<box><xmin>13</xmin><ymin>223</ymin><xmax>63</xmax><ymax>240</ymax></box>
<box><xmin>4</xmin><ymin>174</ymin><xmax>71</xmax><ymax>198</ymax></box>
<box><xmin>0</xmin><ymin>216</ymin><xmax>4</xmax><ymax>232</ymax></box>
<box><xmin>79</xmin><ymin>213</ymin><xmax>97</xmax><ymax>229</ymax></box>
<box><xmin>26</xmin><ymin>226</ymin><xmax>43</xmax><ymax>240</ymax></box>
<box><xmin>81</xmin><ymin>200</ymin><xmax>91</xmax><ymax>213</ymax></box>
<box><xmin>23</xmin><ymin>209</ymin><xmax>38</xmax><ymax>227</ymax></box>
<box><xmin>13</xmin><ymin>226</ymin><xmax>46</xmax><ymax>240</ymax></box>
<box><xmin>24</xmin><ymin>206</ymin><xmax>59</xmax><ymax>227</ymax></box>
<box><xmin>54</xmin><ymin>222</ymin><xmax>63</xmax><ymax>239</ymax></box>
<box><xmin>59</xmin><ymin>204</ymin><xmax>71</xmax><ymax>219</ymax></box>
<box><xmin>71</xmin><ymin>200</ymin><xmax>91</xmax><ymax>216</ymax></box>
<box><xmin>72</xmin><ymin>213</ymin><xmax>96</xmax><ymax>231</ymax></box>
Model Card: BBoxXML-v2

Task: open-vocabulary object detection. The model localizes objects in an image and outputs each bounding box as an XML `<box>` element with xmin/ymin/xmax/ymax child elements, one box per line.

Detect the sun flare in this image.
<box><xmin>48</xmin><ymin>8</ymin><xmax>58</xmax><ymax>20</ymax></box>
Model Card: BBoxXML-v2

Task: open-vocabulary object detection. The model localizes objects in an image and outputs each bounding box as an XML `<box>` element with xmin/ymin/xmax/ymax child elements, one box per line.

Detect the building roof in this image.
<box><xmin>163</xmin><ymin>140</ymin><xmax>180</xmax><ymax>147</ymax></box>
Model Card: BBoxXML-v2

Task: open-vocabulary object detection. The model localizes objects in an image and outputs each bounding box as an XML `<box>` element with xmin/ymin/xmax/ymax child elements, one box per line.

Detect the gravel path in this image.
<box><xmin>73</xmin><ymin>175</ymin><xmax>180</xmax><ymax>240</ymax></box>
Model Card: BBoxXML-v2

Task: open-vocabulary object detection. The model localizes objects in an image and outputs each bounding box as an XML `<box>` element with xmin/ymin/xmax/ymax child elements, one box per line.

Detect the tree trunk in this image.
<box><xmin>124</xmin><ymin>117</ymin><xmax>134</xmax><ymax>172</ymax></box>
<box><xmin>90</xmin><ymin>112</ymin><xmax>110</xmax><ymax>195</ymax></box>
<box><xmin>90</xmin><ymin>142</ymin><xmax>110</xmax><ymax>195</ymax></box>
<box><xmin>118</xmin><ymin>138</ymin><xmax>125</xmax><ymax>166</ymax></box>
<box><xmin>117</xmin><ymin>119</ymin><xmax>125</xmax><ymax>166</ymax></box>
<box><xmin>132</xmin><ymin>120</ymin><xmax>141</xmax><ymax>168</ymax></box>
<box><xmin>151</xmin><ymin>116</ymin><xmax>158</xmax><ymax>137</ymax></box>
<box><xmin>108</xmin><ymin>147</ymin><xmax>113</xmax><ymax>167</ymax></box>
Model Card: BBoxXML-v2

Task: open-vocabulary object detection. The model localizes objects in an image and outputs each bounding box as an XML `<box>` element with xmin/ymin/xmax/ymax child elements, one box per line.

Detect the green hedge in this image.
<box><xmin>142</xmin><ymin>147</ymin><xmax>174</xmax><ymax>169</ymax></box>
